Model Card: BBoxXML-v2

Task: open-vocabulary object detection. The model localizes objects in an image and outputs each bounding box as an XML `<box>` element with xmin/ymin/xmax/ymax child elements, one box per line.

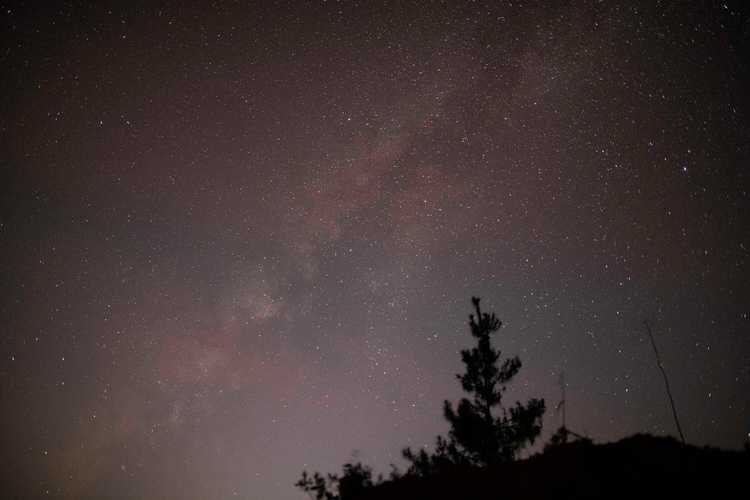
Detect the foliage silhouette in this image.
<box><xmin>296</xmin><ymin>462</ymin><xmax>378</xmax><ymax>500</ymax></box>
<box><xmin>296</xmin><ymin>297</ymin><xmax>545</xmax><ymax>497</ymax></box>
<box><xmin>295</xmin><ymin>299</ymin><xmax>748</xmax><ymax>500</ymax></box>
<box><xmin>402</xmin><ymin>297</ymin><xmax>545</xmax><ymax>473</ymax></box>
<box><xmin>544</xmin><ymin>425</ymin><xmax>592</xmax><ymax>452</ymax></box>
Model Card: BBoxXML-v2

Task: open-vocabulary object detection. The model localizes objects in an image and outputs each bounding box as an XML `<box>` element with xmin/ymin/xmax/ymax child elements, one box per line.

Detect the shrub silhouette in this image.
<box><xmin>295</xmin><ymin>462</ymin><xmax>377</xmax><ymax>500</ymax></box>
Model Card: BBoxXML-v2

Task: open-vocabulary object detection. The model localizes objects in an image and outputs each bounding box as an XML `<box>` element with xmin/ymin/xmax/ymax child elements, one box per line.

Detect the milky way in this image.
<box><xmin>2</xmin><ymin>2</ymin><xmax>749</xmax><ymax>499</ymax></box>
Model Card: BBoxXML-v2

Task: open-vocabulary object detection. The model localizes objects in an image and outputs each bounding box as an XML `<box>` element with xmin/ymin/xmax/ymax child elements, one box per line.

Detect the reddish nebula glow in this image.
<box><xmin>2</xmin><ymin>2</ymin><xmax>748</xmax><ymax>499</ymax></box>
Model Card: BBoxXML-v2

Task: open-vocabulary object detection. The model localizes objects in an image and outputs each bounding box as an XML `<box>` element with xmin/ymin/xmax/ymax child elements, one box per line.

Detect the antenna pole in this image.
<box><xmin>643</xmin><ymin>320</ymin><xmax>686</xmax><ymax>444</ymax></box>
<box><xmin>560</xmin><ymin>372</ymin><xmax>566</xmax><ymax>431</ymax></box>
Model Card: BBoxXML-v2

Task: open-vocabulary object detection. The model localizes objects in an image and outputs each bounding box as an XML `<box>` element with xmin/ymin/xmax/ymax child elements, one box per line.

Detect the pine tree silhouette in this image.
<box><xmin>297</xmin><ymin>297</ymin><xmax>547</xmax><ymax>497</ymax></box>
<box><xmin>404</xmin><ymin>297</ymin><xmax>545</xmax><ymax>471</ymax></box>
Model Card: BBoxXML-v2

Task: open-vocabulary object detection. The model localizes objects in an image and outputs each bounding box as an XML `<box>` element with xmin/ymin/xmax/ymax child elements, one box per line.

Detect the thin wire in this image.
<box><xmin>643</xmin><ymin>320</ymin><xmax>686</xmax><ymax>444</ymax></box>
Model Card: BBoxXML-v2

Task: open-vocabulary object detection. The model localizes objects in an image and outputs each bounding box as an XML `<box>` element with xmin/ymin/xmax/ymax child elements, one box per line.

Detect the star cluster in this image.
<box><xmin>1</xmin><ymin>2</ymin><xmax>748</xmax><ymax>499</ymax></box>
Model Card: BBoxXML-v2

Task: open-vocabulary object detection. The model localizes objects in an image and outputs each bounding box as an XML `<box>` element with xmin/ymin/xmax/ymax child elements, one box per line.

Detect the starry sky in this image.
<box><xmin>1</xmin><ymin>1</ymin><xmax>749</xmax><ymax>499</ymax></box>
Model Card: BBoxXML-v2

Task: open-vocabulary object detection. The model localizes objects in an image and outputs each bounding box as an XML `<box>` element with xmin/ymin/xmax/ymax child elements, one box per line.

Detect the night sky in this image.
<box><xmin>2</xmin><ymin>1</ymin><xmax>749</xmax><ymax>499</ymax></box>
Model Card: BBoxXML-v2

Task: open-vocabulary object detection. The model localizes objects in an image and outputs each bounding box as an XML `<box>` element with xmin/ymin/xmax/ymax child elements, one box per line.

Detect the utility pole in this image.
<box><xmin>556</xmin><ymin>372</ymin><xmax>567</xmax><ymax>443</ymax></box>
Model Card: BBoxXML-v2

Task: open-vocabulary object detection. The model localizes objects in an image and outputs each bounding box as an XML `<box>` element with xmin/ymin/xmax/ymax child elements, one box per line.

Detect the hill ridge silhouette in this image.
<box><xmin>353</xmin><ymin>433</ymin><xmax>748</xmax><ymax>500</ymax></box>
